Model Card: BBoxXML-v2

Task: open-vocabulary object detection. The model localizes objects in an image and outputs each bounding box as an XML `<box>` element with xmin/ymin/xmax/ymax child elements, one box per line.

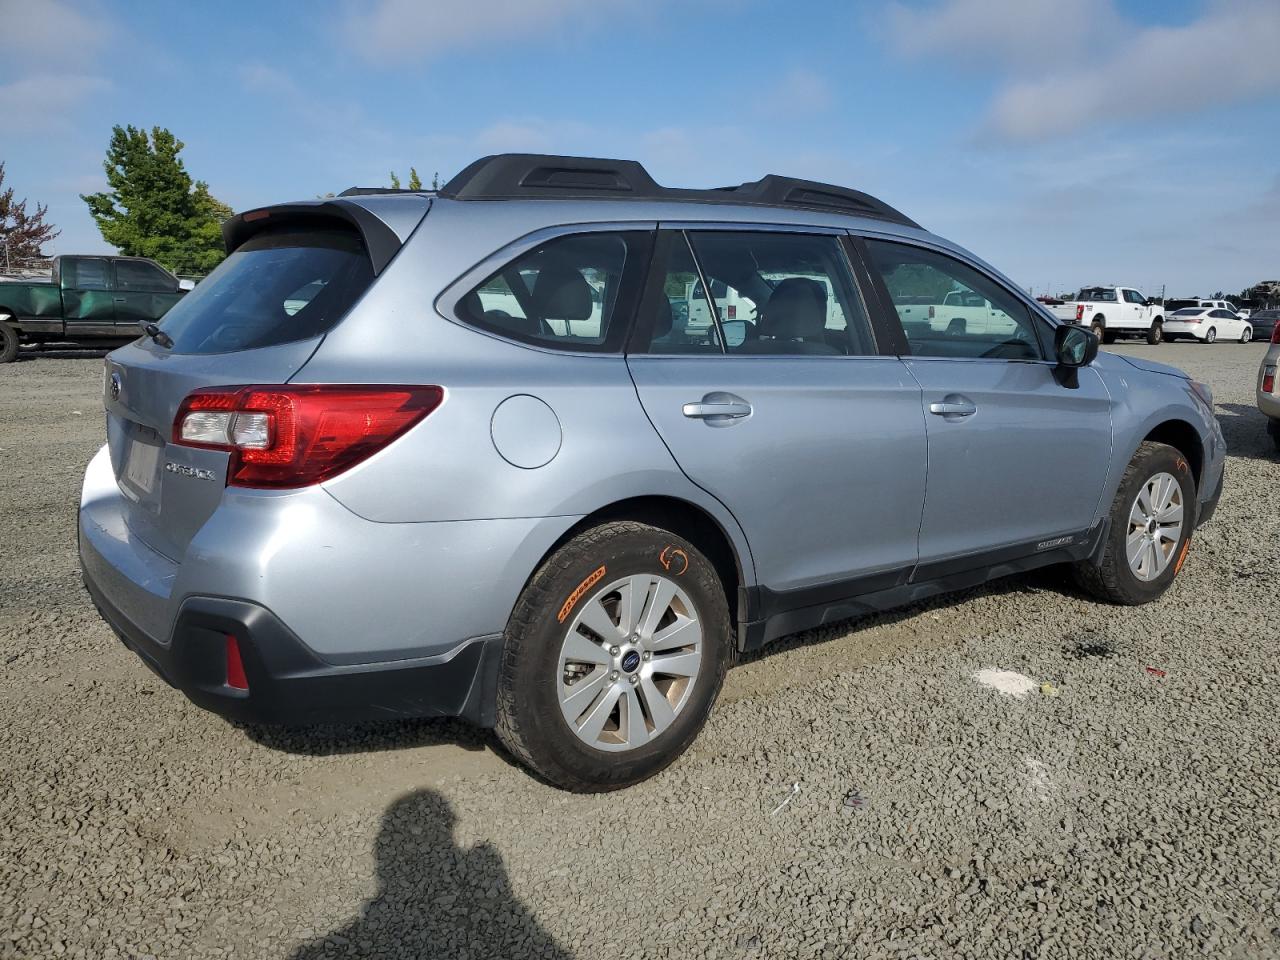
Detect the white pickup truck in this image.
<box><xmin>1050</xmin><ymin>286</ymin><xmax>1166</xmax><ymax>345</ymax></box>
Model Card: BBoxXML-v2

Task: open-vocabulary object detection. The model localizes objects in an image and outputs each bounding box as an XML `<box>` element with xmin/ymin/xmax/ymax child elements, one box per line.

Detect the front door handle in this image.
<box><xmin>682</xmin><ymin>392</ymin><xmax>752</xmax><ymax>425</ymax></box>
<box><xmin>928</xmin><ymin>395</ymin><xmax>977</xmax><ymax>419</ymax></box>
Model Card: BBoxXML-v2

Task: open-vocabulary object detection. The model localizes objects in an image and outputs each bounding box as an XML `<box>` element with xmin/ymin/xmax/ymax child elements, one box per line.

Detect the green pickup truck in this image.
<box><xmin>0</xmin><ymin>255</ymin><xmax>186</xmax><ymax>362</ymax></box>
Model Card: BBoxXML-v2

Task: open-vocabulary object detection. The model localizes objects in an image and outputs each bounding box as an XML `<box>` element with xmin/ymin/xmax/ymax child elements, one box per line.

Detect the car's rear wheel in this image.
<box><xmin>0</xmin><ymin>319</ymin><xmax>18</xmax><ymax>364</ymax></box>
<box><xmin>1147</xmin><ymin>321</ymin><xmax>1163</xmax><ymax>345</ymax></box>
<box><xmin>1204</xmin><ymin>327</ymin><xmax>1217</xmax><ymax>344</ymax></box>
<box><xmin>495</xmin><ymin>520</ymin><xmax>731</xmax><ymax>791</ymax></box>
<box><xmin>1073</xmin><ymin>441</ymin><xmax>1195</xmax><ymax>605</ymax></box>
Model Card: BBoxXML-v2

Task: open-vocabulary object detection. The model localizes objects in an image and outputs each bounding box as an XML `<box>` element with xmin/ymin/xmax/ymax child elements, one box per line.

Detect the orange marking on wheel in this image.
<box><xmin>558</xmin><ymin>565</ymin><xmax>606</xmax><ymax>623</ymax></box>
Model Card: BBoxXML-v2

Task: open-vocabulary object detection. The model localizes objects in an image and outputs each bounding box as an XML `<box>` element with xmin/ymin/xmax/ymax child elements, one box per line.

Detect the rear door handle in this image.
<box><xmin>928</xmin><ymin>395</ymin><xmax>977</xmax><ymax>419</ymax></box>
<box><xmin>683</xmin><ymin>401</ymin><xmax>751</xmax><ymax>419</ymax></box>
<box><xmin>682</xmin><ymin>392</ymin><xmax>752</xmax><ymax>424</ymax></box>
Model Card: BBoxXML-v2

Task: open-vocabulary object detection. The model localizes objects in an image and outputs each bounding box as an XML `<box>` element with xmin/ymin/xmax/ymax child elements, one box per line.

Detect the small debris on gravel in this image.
<box><xmin>2</xmin><ymin>342</ymin><xmax>1279</xmax><ymax>959</ymax></box>
<box><xmin>971</xmin><ymin>667</ymin><xmax>1039</xmax><ymax>698</ymax></box>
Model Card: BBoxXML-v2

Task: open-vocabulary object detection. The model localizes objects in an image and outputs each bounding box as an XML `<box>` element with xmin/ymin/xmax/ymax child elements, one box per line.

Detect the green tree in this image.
<box><xmin>389</xmin><ymin>170</ymin><xmax>401</xmax><ymax>189</ymax></box>
<box><xmin>407</xmin><ymin>167</ymin><xmax>423</xmax><ymax>190</ymax></box>
<box><xmin>0</xmin><ymin>162</ymin><xmax>60</xmax><ymax>266</ymax></box>
<box><xmin>81</xmin><ymin>125</ymin><xmax>232</xmax><ymax>274</ymax></box>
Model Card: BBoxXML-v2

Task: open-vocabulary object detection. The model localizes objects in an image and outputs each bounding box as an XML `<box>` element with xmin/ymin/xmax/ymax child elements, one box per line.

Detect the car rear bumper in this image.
<box><xmin>81</xmin><ymin>565</ymin><xmax>502</xmax><ymax>726</ymax></box>
<box><xmin>76</xmin><ymin>443</ymin><xmax>571</xmax><ymax>727</ymax></box>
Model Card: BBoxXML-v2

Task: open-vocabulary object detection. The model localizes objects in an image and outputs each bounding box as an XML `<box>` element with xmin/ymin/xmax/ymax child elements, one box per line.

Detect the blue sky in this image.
<box><xmin>3</xmin><ymin>0</ymin><xmax>1277</xmax><ymax>296</ymax></box>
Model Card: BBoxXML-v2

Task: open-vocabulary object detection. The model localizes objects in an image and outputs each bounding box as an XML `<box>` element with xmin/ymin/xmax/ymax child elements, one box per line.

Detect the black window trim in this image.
<box><xmin>627</xmin><ymin>220</ymin><xmax>887</xmax><ymax>358</ymax></box>
<box><xmin>436</xmin><ymin>221</ymin><xmax>657</xmax><ymax>356</ymax></box>
<box><xmin>851</xmin><ymin>231</ymin><xmax>1058</xmax><ymax>364</ymax></box>
<box><xmin>114</xmin><ymin>256</ymin><xmax>179</xmax><ymax>293</ymax></box>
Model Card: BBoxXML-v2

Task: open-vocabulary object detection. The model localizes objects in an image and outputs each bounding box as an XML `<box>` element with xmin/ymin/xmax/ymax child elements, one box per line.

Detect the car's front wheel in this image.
<box><xmin>495</xmin><ymin>520</ymin><xmax>732</xmax><ymax>791</ymax></box>
<box><xmin>1239</xmin><ymin>326</ymin><xmax>1252</xmax><ymax>343</ymax></box>
<box><xmin>1073</xmin><ymin>441</ymin><xmax>1195</xmax><ymax>605</ymax></box>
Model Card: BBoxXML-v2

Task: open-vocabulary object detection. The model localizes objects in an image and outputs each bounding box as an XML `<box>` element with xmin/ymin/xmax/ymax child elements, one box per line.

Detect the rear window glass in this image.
<box><xmin>156</xmin><ymin>227</ymin><xmax>373</xmax><ymax>354</ymax></box>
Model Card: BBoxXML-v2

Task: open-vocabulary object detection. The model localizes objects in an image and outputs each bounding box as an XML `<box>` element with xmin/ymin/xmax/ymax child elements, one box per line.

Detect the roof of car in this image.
<box><xmin>338</xmin><ymin>153</ymin><xmax>923</xmax><ymax>230</ymax></box>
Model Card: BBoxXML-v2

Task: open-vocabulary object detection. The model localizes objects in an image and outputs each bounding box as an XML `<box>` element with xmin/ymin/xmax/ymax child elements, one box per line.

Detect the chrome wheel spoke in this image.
<box><xmin>562</xmin><ymin>631</ymin><xmax>610</xmax><ymax>666</ymax></box>
<box><xmin>1126</xmin><ymin>529</ymin><xmax>1147</xmax><ymax>568</ymax></box>
<box><xmin>576</xmin><ymin>683</ymin><xmax>623</xmax><ymax>743</ymax></box>
<box><xmin>649</xmin><ymin>616</ymin><xmax>698</xmax><ymax>652</ymax></box>
<box><xmin>1156</xmin><ymin>501</ymin><xmax>1183</xmax><ymax>525</ymax></box>
<box><xmin>621</xmin><ymin>687</ymin><xmax>648</xmax><ymax>747</ymax></box>
<box><xmin>652</xmin><ymin>648</ymin><xmax>701</xmax><ymax>679</ymax></box>
<box><xmin>560</xmin><ymin>666</ymin><xmax>610</xmax><ymax>719</ymax></box>
<box><xmin>637</xmin><ymin>576</ymin><xmax>677</xmax><ymax>640</ymax></box>
<box><xmin>577</xmin><ymin>596</ymin><xmax>623</xmax><ymax>643</ymax></box>
<box><xmin>639</xmin><ymin>674</ymin><xmax>676</xmax><ymax>734</ymax></box>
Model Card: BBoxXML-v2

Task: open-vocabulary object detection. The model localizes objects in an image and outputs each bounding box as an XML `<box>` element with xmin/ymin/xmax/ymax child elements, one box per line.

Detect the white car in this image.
<box><xmin>1164</xmin><ymin>307</ymin><xmax>1252</xmax><ymax>344</ymax></box>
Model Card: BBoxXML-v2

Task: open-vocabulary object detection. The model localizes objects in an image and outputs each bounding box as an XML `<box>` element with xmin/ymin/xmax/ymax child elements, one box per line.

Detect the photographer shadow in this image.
<box><xmin>290</xmin><ymin>789</ymin><xmax>569</xmax><ymax>959</ymax></box>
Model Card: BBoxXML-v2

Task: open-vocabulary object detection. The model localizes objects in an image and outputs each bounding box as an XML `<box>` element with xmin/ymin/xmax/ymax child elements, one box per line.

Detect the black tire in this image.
<box><xmin>0</xmin><ymin>320</ymin><xmax>18</xmax><ymax>363</ymax></box>
<box><xmin>1072</xmin><ymin>441</ymin><xmax>1196</xmax><ymax>605</ymax></box>
<box><xmin>1239</xmin><ymin>326</ymin><xmax>1252</xmax><ymax>343</ymax></box>
<box><xmin>1147</xmin><ymin>321</ymin><xmax>1163</xmax><ymax>345</ymax></box>
<box><xmin>1091</xmin><ymin>319</ymin><xmax>1105</xmax><ymax>340</ymax></box>
<box><xmin>1204</xmin><ymin>327</ymin><xmax>1216</xmax><ymax>344</ymax></box>
<box><xmin>494</xmin><ymin>520</ymin><xmax>732</xmax><ymax>792</ymax></box>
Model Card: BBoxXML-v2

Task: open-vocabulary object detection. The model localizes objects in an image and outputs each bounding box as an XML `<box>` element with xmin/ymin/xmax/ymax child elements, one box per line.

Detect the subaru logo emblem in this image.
<box><xmin>109</xmin><ymin>372</ymin><xmax>122</xmax><ymax>402</ymax></box>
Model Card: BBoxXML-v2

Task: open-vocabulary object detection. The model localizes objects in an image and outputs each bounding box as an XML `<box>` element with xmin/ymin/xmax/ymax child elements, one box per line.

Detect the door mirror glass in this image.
<box><xmin>1055</xmin><ymin>323</ymin><xmax>1098</xmax><ymax>367</ymax></box>
<box><xmin>719</xmin><ymin>319</ymin><xmax>747</xmax><ymax>348</ymax></box>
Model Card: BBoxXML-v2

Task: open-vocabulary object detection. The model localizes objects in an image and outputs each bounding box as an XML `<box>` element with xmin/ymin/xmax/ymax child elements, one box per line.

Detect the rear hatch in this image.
<box><xmin>102</xmin><ymin>199</ymin><xmax>425</xmax><ymax>560</ymax></box>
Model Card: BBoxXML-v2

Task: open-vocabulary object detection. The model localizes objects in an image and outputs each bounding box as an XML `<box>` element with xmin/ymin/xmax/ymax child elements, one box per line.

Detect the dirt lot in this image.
<box><xmin>1</xmin><ymin>341</ymin><xmax>1278</xmax><ymax>959</ymax></box>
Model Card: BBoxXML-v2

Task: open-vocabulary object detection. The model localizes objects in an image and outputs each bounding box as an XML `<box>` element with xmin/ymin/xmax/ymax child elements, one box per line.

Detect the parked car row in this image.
<box><xmin>1047</xmin><ymin>286</ymin><xmax>1269</xmax><ymax>346</ymax></box>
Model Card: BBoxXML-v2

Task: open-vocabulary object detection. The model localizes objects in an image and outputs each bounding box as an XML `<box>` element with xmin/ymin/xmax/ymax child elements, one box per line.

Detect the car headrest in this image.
<box><xmin>460</xmin><ymin>290</ymin><xmax>485</xmax><ymax>319</ymax></box>
<box><xmin>531</xmin><ymin>266</ymin><xmax>593</xmax><ymax>321</ymax></box>
<box><xmin>764</xmin><ymin>277</ymin><xmax>827</xmax><ymax>339</ymax></box>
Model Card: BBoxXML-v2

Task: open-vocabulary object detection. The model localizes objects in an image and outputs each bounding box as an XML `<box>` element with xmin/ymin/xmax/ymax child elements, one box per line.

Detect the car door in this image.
<box><xmin>626</xmin><ymin>228</ymin><xmax>927</xmax><ymax>601</ymax></box>
<box><xmin>114</xmin><ymin>259</ymin><xmax>183</xmax><ymax>330</ymax></box>
<box><xmin>1211</xmin><ymin>308</ymin><xmax>1241</xmax><ymax>339</ymax></box>
<box><xmin>60</xmin><ymin>257</ymin><xmax>116</xmax><ymax>334</ymax></box>
<box><xmin>1122</xmin><ymin>289</ymin><xmax>1146</xmax><ymax>326</ymax></box>
<box><xmin>860</xmin><ymin>238</ymin><xmax>1113</xmax><ymax>569</ymax></box>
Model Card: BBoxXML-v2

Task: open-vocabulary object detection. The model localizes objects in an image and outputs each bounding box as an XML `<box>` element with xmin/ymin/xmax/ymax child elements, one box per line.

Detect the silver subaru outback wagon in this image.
<box><xmin>80</xmin><ymin>154</ymin><xmax>1225</xmax><ymax>791</ymax></box>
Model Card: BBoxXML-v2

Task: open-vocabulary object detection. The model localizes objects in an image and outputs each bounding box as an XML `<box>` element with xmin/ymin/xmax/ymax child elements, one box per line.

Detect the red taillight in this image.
<box><xmin>727</xmin><ymin>305</ymin><xmax>737</xmax><ymax>320</ymax></box>
<box><xmin>1272</xmin><ymin>324</ymin><xmax>1280</xmax><ymax>345</ymax></box>
<box><xmin>1075</xmin><ymin>304</ymin><xmax>1085</xmax><ymax>322</ymax></box>
<box><xmin>173</xmin><ymin>384</ymin><xmax>443</xmax><ymax>488</ymax></box>
<box><xmin>225</xmin><ymin>635</ymin><xmax>248</xmax><ymax>690</ymax></box>
<box><xmin>1264</xmin><ymin>367</ymin><xmax>1276</xmax><ymax>394</ymax></box>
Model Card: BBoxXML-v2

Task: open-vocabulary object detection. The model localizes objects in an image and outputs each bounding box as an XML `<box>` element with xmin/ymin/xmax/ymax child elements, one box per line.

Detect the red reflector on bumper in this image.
<box><xmin>226</xmin><ymin>635</ymin><xmax>249</xmax><ymax>690</ymax></box>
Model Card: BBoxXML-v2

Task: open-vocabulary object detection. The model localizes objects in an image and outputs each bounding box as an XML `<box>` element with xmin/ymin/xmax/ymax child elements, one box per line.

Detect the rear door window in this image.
<box><xmin>156</xmin><ymin>226</ymin><xmax>374</xmax><ymax>354</ymax></box>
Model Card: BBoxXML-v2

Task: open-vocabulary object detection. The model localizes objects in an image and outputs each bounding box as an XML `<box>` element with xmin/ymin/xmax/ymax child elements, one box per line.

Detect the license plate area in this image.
<box><xmin>121</xmin><ymin>425</ymin><xmax>164</xmax><ymax>500</ymax></box>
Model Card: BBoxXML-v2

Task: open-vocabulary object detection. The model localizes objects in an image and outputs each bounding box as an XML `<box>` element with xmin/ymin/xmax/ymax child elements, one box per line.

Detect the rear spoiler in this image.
<box><xmin>221</xmin><ymin>197</ymin><xmax>429</xmax><ymax>275</ymax></box>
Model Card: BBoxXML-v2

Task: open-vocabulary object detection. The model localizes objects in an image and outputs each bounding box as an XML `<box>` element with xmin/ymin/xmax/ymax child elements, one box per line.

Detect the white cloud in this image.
<box><xmin>885</xmin><ymin>0</ymin><xmax>1280</xmax><ymax>140</ymax></box>
<box><xmin>0</xmin><ymin>0</ymin><xmax>108</xmax><ymax>66</ymax></box>
<box><xmin>342</xmin><ymin>0</ymin><xmax>644</xmax><ymax>61</ymax></box>
<box><xmin>0</xmin><ymin>74</ymin><xmax>111</xmax><ymax>128</ymax></box>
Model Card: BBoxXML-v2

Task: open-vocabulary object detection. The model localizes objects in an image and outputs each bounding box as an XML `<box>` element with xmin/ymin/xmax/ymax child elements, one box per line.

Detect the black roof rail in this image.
<box><xmin>437</xmin><ymin>153</ymin><xmax>920</xmax><ymax>229</ymax></box>
<box><xmin>337</xmin><ymin>186</ymin><xmax>431</xmax><ymax>197</ymax></box>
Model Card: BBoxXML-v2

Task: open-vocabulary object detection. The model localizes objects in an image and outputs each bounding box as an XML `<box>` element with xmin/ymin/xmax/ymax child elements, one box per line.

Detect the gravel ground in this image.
<box><xmin>1</xmin><ymin>341</ymin><xmax>1278</xmax><ymax>960</ymax></box>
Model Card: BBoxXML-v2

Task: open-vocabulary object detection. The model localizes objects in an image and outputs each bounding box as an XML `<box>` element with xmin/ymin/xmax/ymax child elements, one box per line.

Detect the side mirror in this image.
<box><xmin>1055</xmin><ymin>323</ymin><xmax>1098</xmax><ymax>368</ymax></box>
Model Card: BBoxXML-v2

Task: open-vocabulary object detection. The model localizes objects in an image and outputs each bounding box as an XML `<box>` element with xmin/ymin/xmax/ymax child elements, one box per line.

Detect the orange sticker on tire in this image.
<box><xmin>558</xmin><ymin>565</ymin><xmax>606</xmax><ymax>623</ymax></box>
<box><xmin>659</xmin><ymin>545</ymin><xmax>689</xmax><ymax>576</ymax></box>
<box><xmin>1174</xmin><ymin>538</ymin><xmax>1191</xmax><ymax>574</ymax></box>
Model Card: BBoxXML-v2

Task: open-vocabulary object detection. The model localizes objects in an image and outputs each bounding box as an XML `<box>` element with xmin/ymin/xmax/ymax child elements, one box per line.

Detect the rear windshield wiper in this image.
<box><xmin>141</xmin><ymin>322</ymin><xmax>173</xmax><ymax>349</ymax></box>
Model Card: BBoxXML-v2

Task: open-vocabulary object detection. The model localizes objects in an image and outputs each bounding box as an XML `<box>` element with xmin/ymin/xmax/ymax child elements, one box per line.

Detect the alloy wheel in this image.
<box><xmin>556</xmin><ymin>574</ymin><xmax>703</xmax><ymax>752</ymax></box>
<box><xmin>1126</xmin><ymin>472</ymin><xmax>1184</xmax><ymax>581</ymax></box>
